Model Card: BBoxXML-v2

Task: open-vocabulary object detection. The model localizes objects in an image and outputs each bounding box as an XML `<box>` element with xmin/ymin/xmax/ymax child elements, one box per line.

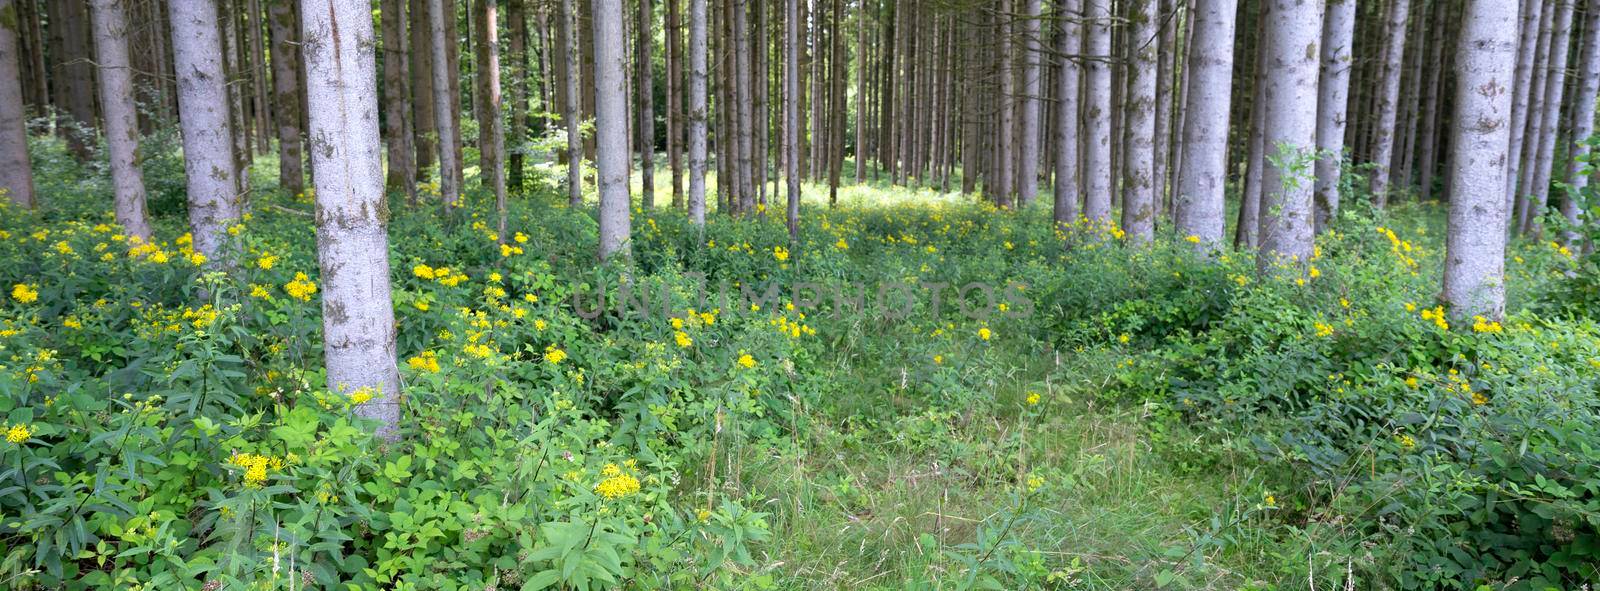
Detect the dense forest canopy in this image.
<box><xmin>1</xmin><ymin>0</ymin><xmax>1599</xmax><ymax>588</ymax></box>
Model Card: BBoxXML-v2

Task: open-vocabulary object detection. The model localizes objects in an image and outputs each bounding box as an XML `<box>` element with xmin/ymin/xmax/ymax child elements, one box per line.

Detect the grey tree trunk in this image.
<box><xmin>171</xmin><ymin>0</ymin><xmax>242</xmax><ymax>263</ymax></box>
<box><xmin>1523</xmin><ymin>0</ymin><xmax>1575</xmax><ymax>238</ymax></box>
<box><xmin>268</xmin><ymin>0</ymin><xmax>303</xmax><ymax>196</ymax></box>
<box><xmin>476</xmin><ymin>0</ymin><xmax>505</xmax><ymax>236</ymax></box>
<box><xmin>302</xmin><ymin>0</ymin><xmax>403</xmax><ymax>437</ymax></box>
<box><xmin>1506</xmin><ymin>0</ymin><xmax>1545</xmax><ymax>202</ymax></box>
<box><xmin>1257</xmin><ymin>0</ymin><xmax>1322</xmax><ymax>271</ymax></box>
<box><xmin>1173</xmin><ymin>0</ymin><xmax>1236</xmax><ymax>249</ymax></box>
<box><xmin>687</xmin><ymin>0</ymin><xmax>707</xmax><ymax>225</ymax></box>
<box><xmin>785</xmin><ymin>0</ymin><xmax>800</xmax><ymax>239</ymax></box>
<box><xmin>1122</xmin><ymin>0</ymin><xmax>1158</xmax><ymax>243</ymax></box>
<box><xmin>1017</xmin><ymin>0</ymin><xmax>1042</xmax><ymax>208</ymax></box>
<box><xmin>0</xmin><ymin>0</ymin><xmax>34</xmax><ymax>208</ymax></box>
<box><xmin>1563</xmin><ymin>0</ymin><xmax>1600</xmax><ymax>240</ymax></box>
<box><xmin>1314</xmin><ymin>0</ymin><xmax>1356</xmax><ymax>231</ymax></box>
<box><xmin>668</xmin><ymin>0</ymin><xmax>684</xmax><ymax>205</ymax></box>
<box><xmin>1443</xmin><ymin>0</ymin><xmax>1517</xmax><ymax>322</ymax></box>
<box><xmin>1083</xmin><ymin>0</ymin><xmax>1113</xmax><ymax>222</ymax></box>
<box><xmin>381</xmin><ymin>0</ymin><xmax>416</xmax><ymax>204</ymax></box>
<box><xmin>507</xmin><ymin>0</ymin><xmax>528</xmax><ymax>192</ymax></box>
<box><xmin>90</xmin><ymin>0</ymin><xmax>152</xmax><ymax>240</ymax></box>
<box><xmin>637</xmin><ymin>0</ymin><xmax>654</xmax><ymax>207</ymax></box>
<box><xmin>1367</xmin><ymin>0</ymin><xmax>1411</xmax><ymax>205</ymax></box>
<box><xmin>562</xmin><ymin>0</ymin><xmax>583</xmax><ymax>205</ymax></box>
<box><xmin>732</xmin><ymin>0</ymin><xmax>754</xmax><ymax>214</ymax></box>
<box><xmin>594</xmin><ymin>0</ymin><xmax>631</xmax><ymax>259</ymax></box>
<box><xmin>428</xmin><ymin>0</ymin><xmax>461</xmax><ymax>207</ymax></box>
<box><xmin>410</xmin><ymin>0</ymin><xmax>437</xmax><ymax>182</ymax></box>
<box><xmin>854</xmin><ymin>2</ymin><xmax>867</xmax><ymax>184</ymax></box>
<box><xmin>1054</xmin><ymin>0</ymin><xmax>1083</xmax><ymax>226</ymax></box>
<box><xmin>994</xmin><ymin>0</ymin><xmax>1014</xmax><ymax>207</ymax></box>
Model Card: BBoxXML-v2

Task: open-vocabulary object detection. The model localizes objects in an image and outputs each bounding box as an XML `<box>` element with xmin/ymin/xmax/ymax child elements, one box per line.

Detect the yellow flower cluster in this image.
<box><xmin>673</xmin><ymin>331</ymin><xmax>693</xmax><ymax>348</ymax></box>
<box><xmin>284</xmin><ymin>272</ymin><xmax>318</xmax><ymax>301</ymax></box>
<box><xmin>348</xmin><ymin>387</ymin><xmax>375</xmax><ymax>405</ymax></box>
<box><xmin>413</xmin><ymin>263</ymin><xmax>468</xmax><ymax>286</ymax></box>
<box><xmin>182</xmin><ymin>305</ymin><xmax>220</xmax><ymax>329</ymax></box>
<box><xmin>4</xmin><ymin>423</ymin><xmax>31</xmax><ymax>444</ymax></box>
<box><xmin>737</xmin><ymin>352</ymin><xmax>756</xmax><ymax>368</ymax></box>
<box><xmin>226</xmin><ymin>452</ymin><xmax>285</xmax><ymax>488</ymax></box>
<box><xmin>594</xmin><ymin>463</ymin><xmax>641</xmax><ymax>500</ymax></box>
<box><xmin>1472</xmin><ymin>316</ymin><xmax>1504</xmax><ymax>334</ymax></box>
<box><xmin>257</xmin><ymin>252</ymin><xmax>278</xmax><ymax>270</ymax></box>
<box><xmin>407</xmin><ymin>350</ymin><xmax>441</xmax><ymax>373</ymax></box>
<box><xmin>10</xmin><ymin>283</ymin><xmax>38</xmax><ymax>304</ymax></box>
<box><xmin>1314</xmin><ymin>322</ymin><xmax>1334</xmax><ymax>338</ymax></box>
<box><xmin>978</xmin><ymin>327</ymin><xmax>993</xmax><ymax>341</ymax></box>
<box><xmin>544</xmin><ymin>345</ymin><xmax>568</xmax><ymax>364</ymax></box>
<box><xmin>1377</xmin><ymin>227</ymin><xmax>1419</xmax><ymax>273</ymax></box>
<box><xmin>772</xmin><ymin>246</ymin><xmax>789</xmax><ymax>262</ymax></box>
<box><xmin>1418</xmin><ymin>305</ymin><xmax>1449</xmax><ymax>331</ymax></box>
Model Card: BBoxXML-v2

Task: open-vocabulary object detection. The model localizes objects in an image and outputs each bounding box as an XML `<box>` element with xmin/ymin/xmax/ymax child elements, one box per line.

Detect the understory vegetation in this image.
<box><xmin>3</xmin><ymin>137</ymin><xmax>1600</xmax><ymax>590</ymax></box>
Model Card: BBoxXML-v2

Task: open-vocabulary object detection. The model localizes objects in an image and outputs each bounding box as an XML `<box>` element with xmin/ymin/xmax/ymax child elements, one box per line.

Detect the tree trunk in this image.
<box><xmin>1014</xmin><ymin>0</ymin><xmax>1042</xmax><ymax>208</ymax></box>
<box><xmin>732</xmin><ymin>0</ymin><xmax>754</xmax><ymax>213</ymax></box>
<box><xmin>381</xmin><ymin>0</ymin><xmax>417</xmax><ymax>204</ymax></box>
<box><xmin>53</xmin><ymin>0</ymin><xmax>97</xmax><ymax>160</ymax></box>
<box><xmin>303</xmin><ymin>0</ymin><xmax>403</xmax><ymax>437</ymax></box>
<box><xmin>1257</xmin><ymin>0</ymin><xmax>1321</xmax><ymax>271</ymax></box>
<box><xmin>1506</xmin><ymin>0</ymin><xmax>1545</xmax><ymax>202</ymax></box>
<box><xmin>637</xmin><ymin>0</ymin><xmax>655</xmax><ymax>208</ymax></box>
<box><xmin>594</xmin><ymin>0</ymin><xmax>631</xmax><ymax>259</ymax></box>
<box><xmin>687</xmin><ymin>0</ymin><xmax>707</xmax><ymax>224</ymax></box>
<box><xmin>476</xmin><ymin>0</ymin><xmax>505</xmax><ymax>234</ymax></box>
<box><xmin>561</xmin><ymin>0</ymin><xmax>584</xmax><ymax>205</ymax></box>
<box><xmin>171</xmin><ymin>0</ymin><xmax>242</xmax><ymax>264</ymax></box>
<box><xmin>1122</xmin><ymin>0</ymin><xmax>1158</xmax><ymax>242</ymax></box>
<box><xmin>1235</xmin><ymin>10</ymin><xmax>1268</xmax><ymax>249</ymax></box>
<box><xmin>268</xmin><ymin>0</ymin><xmax>303</xmax><ymax>196</ymax></box>
<box><xmin>508</xmin><ymin>0</ymin><xmax>529</xmax><ymax>193</ymax></box>
<box><xmin>1563</xmin><ymin>0</ymin><xmax>1600</xmax><ymax>241</ymax></box>
<box><xmin>1415</xmin><ymin>0</ymin><xmax>1451</xmax><ymax>202</ymax></box>
<box><xmin>854</xmin><ymin>1</ymin><xmax>867</xmax><ymax>184</ymax></box>
<box><xmin>1367</xmin><ymin>0</ymin><xmax>1410</xmax><ymax>205</ymax></box>
<box><xmin>90</xmin><ymin>0</ymin><xmax>152</xmax><ymax>240</ymax></box>
<box><xmin>667</xmin><ymin>0</ymin><xmax>684</xmax><ymax>206</ymax></box>
<box><xmin>784</xmin><ymin>0</ymin><xmax>799</xmax><ymax>238</ymax></box>
<box><xmin>1314</xmin><ymin>0</ymin><xmax>1356</xmax><ymax>231</ymax></box>
<box><xmin>410</xmin><ymin>0</ymin><xmax>437</xmax><ymax>183</ymax></box>
<box><xmin>248</xmin><ymin>0</ymin><xmax>271</xmax><ymax>154</ymax></box>
<box><xmin>428</xmin><ymin>0</ymin><xmax>461</xmax><ymax>207</ymax></box>
<box><xmin>1053</xmin><ymin>0</ymin><xmax>1083</xmax><ymax>225</ymax></box>
<box><xmin>1443</xmin><ymin>0</ymin><xmax>1517</xmax><ymax>322</ymax></box>
<box><xmin>0</xmin><ymin>0</ymin><xmax>35</xmax><ymax>208</ymax></box>
<box><xmin>1522</xmin><ymin>0</ymin><xmax>1575</xmax><ymax>238</ymax></box>
<box><xmin>1083</xmin><ymin>0</ymin><xmax>1113</xmax><ymax>222</ymax></box>
<box><xmin>1174</xmin><ymin>0</ymin><xmax>1236</xmax><ymax>249</ymax></box>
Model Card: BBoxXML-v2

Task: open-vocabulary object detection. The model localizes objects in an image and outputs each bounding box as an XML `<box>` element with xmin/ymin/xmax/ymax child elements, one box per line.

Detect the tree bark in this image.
<box><xmin>268</xmin><ymin>0</ymin><xmax>303</xmax><ymax>196</ymax></box>
<box><xmin>89</xmin><ymin>0</ymin><xmax>152</xmax><ymax>240</ymax></box>
<box><xmin>1053</xmin><ymin>0</ymin><xmax>1083</xmax><ymax>226</ymax></box>
<box><xmin>594</xmin><ymin>0</ymin><xmax>631</xmax><ymax>259</ymax></box>
<box><xmin>428</xmin><ymin>0</ymin><xmax>461</xmax><ymax>207</ymax></box>
<box><xmin>381</xmin><ymin>0</ymin><xmax>417</xmax><ymax>204</ymax></box>
<box><xmin>508</xmin><ymin>0</ymin><xmax>529</xmax><ymax>193</ymax></box>
<box><xmin>667</xmin><ymin>0</ymin><xmax>684</xmax><ymax>206</ymax></box>
<box><xmin>1522</xmin><ymin>0</ymin><xmax>1575</xmax><ymax>238</ymax></box>
<box><xmin>637</xmin><ymin>0</ymin><xmax>655</xmax><ymax>207</ymax></box>
<box><xmin>1367</xmin><ymin>0</ymin><xmax>1410</xmax><ymax>205</ymax></box>
<box><xmin>172</xmin><ymin>0</ymin><xmax>242</xmax><ymax>264</ymax></box>
<box><xmin>476</xmin><ymin>0</ymin><xmax>505</xmax><ymax>234</ymax></box>
<box><xmin>410</xmin><ymin>0</ymin><xmax>437</xmax><ymax>183</ymax></box>
<box><xmin>1314</xmin><ymin>0</ymin><xmax>1356</xmax><ymax>231</ymax></box>
<box><xmin>560</xmin><ymin>0</ymin><xmax>583</xmax><ymax>205</ymax></box>
<box><xmin>1443</xmin><ymin>0</ymin><xmax>1517</xmax><ymax>322</ymax></box>
<box><xmin>52</xmin><ymin>0</ymin><xmax>97</xmax><ymax>160</ymax></box>
<box><xmin>1083</xmin><ymin>0</ymin><xmax>1113</xmax><ymax>222</ymax></box>
<box><xmin>1506</xmin><ymin>0</ymin><xmax>1545</xmax><ymax>202</ymax></box>
<box><xmin>1122</xmin><ymin>0</ymin><xmax>1158</xmax><ymax>242</ymax></box>
<box><xmin>1256</xmin><ymin>0</ymin><xmax>1321</xmax><ymax>271</ymax></box>
<box><xmin>687</xmin><ymin>0</ymin><xmax>707</xmax><ymax>224</ymax></box>
<box><xmin>1174</xmin><ymin>0</ymin><xmax>1236</xmax><ymax>249</ymax></box>
<box><xmin>302</xmin><ymin>0</ymin><xmax>403</xmax><ymax>437</ymax></box>
<box><xmin>1563</xmin><ymin>0</ymin><xmax>1600</xmax><ymax>241</ymax></box>
<box><xmin>0</xmin><ymin>0</ymin><xmax>35</xmax><ymax>208</ymax></box>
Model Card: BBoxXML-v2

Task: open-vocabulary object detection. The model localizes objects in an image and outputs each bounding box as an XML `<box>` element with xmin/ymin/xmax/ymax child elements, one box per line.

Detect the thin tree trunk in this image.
<box><xmin>638</xmin><ymin>0</ymin><xmax>655</xmax><ymax>207</ymax></box>
<box><xmin>1083</xmin><ymin>0</ymin><xmax>1113</xmax><ymax>222</ymax></box>
<box><xmin>562</xmin><ymin>0</ymin><xmax>583</xmax><ymax>205</ymax></box>
<box><xmin>410</xmin><ymin>0</ymin><xmax>437</xmax><ymax>183</ymax></box>
<box><xmin>1054</xmin><ymin>0</ymin><xmax>1083</xmax><ymax>225</ymax></box>
<box><xmin>1235</xmin><ymin>10</ymin><xmax>1268</xmax><ymax>249</ymax></box>
<box><xmin>54</xmin><ymin>0</ymin><xmax>97</xmax><ymax>160</ymax></box>
<box><xmin>1367</xmin><ymin>0</ymin><xmax>1410</xmax><ymax>205</ymax></box>
<box><xmin>508</xmin><ymin>0</ymin><xmax>529</xmax><ymax>193</ymax></box>
<box><xmin>688</xmin><ymin>0</ymin><xmax>707</xmax><ymax>224</ymax></box>
<box><xmin>1314</xmin><ymin>0</ymin><xmax>1356</xmax><ymax>231</ymax></box>
<box><xmin>247</xmin><ymin>0</ymin><xmax>271</xmax><ymax>154</ymax></box>
<box><xmin>1015</xmin><ymin>0</ymin><xmax>1042</xmax><ymax>207</ymax></box>
<box><xmin>1416</xmin><ymin>0</ymin><xmax>1451</xmax><ymax>202</ymax></box>
<box><xmin>0</xmin><ymin>0</ymin><xmax>35</xmax><ymax>208</ymax></box>
<box><xmin>1564</xmin><ymin>0</ymin><xmax>1600</xmax><ymax>242</ymax></box>
<box><xmin>1122</xmin><ymin>0</ymin><xmax>1158</xmax><ymax>242</ymax></box>
<box><xmin>994</xmin><ymin>0</ymin><xmax>1014</xmax><ymax>207</ymax></box>
<box><xmin>90</xmin><ymin>0</ymin><xmax>152</xmax><ymax>240</ymax></box>
<box><xmin>476</xmin><ymin>0</ymin><xmax>505</xmax><ymax>235</ymax></box>
<box><xmin>1257</xmin><ymin>0</ymin><xmax>1321</xmax><ymax>271</ymax></box>
<box><xmin>733</xmin><ymin>0</ymin><xmax>754</xmax><ymax>213</ymax></box>
<box><xmin>382</xmin><ymin>0</ymin><xmax>417</xmax><ymax>204</ymax></box>
<box><xmin>1443</xmin><ymin>0</ymin><xmax>1517</xmax><ymax>321</ymax></box>
<box><xmin>429</xmin><ymin>0</ymin><xmax>461</xmax><ymax>206</ymax></box>
<box><xmin>667</xmin><ymin>0</ymin><xmax>684</xmax><ymax>206</ymax></box>
<box><xmin>171</xmin><ymin>0</ymin><xmax>242</xmax><ymax>263</ymax></box>
<box><xmin>1506</xmin><ymin>0</ymin><xmax>1545</xmax><ymax>202</ymax></box>
<box><xmin>1514</xmin><ymin>2</ymin><xmax>1554</xmax><ymax>229</ymax></box>
<box><xmin>268</xmin><ymin>0</ymin><xmax>303</xmax><ymax>196</ymax></box>
<box><xmin>784</xmin><ymin>0</ymin><xmax>799</xmax><ymax>237</ymax></box>
<box><xmin>595</xmin><ymin>0</ymin><xmax>631</xmax><ymax>258</ymax></box>
<box><xmin>1523</xmin><ymin>0</ymin><xmax>1575</xmax><ymax>238</ymax></box>
<box><xmin>303</xmin><ymin>0</ymin><xmax>403</xmax><ymax>437</ymax></box>
<box><xmin>1174</xmin><ymin>0</ymin><xmax>1236</xmax><ymax>249</ymax></box>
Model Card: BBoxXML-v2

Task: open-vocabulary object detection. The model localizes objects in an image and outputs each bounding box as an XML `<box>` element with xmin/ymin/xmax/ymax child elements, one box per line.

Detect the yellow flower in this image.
<box><xmin>595</xmin><ymin>464</ymin><xmax>641</xmax><ymax>499</ymax></box>
<box><xmin>696</xmin><ymin>508</ymin><xmax>711</xmax><ymax>522</ymax></box>
<box><xmin>5</xmin><ymin>423</ymin><xmax>30</xmax><ymax>444</ymax></box>
<box><xmin>1472</xmin><ymin>316</ymin><xmax>1504</xmax><ymax>334</ymax></box>
<box><xmin>1404</xmin><ymin>376</ymin><xmax>1419</xmax><ymax>389</ymax></box>
<box><xmin>257</xmin><ymin>253</ymin><xmax>278</xmax><ymax>270</ymax></box>
<box><xmin>407</xmin><ymin>351</ymin><xmax>441</xmax><ymax>373</ymax></box>
<box><xmin>1264</xmin><ymin>494</ymin><xmax>1276</xmax><ymax>507</ymax></box>
<box><xmin>835</xmin><ymin>238</ymin><xmax>849</xmax><ymax>250</ymax></box>
<box><xmin>1398</xmin><ymin>435</ymin><xmax>1416</xmax><ymax>450</ymax></box>
<box><xmin>773</xmin><ymin>246</ymin><xmax>790</xmax><ymax>262</ymax></box>
<box><xmin>1472</xmin><ymin>392</ymin><xmax>1488</xmax><ymax>406</ymax></box>
<box><xmin>348</xmin><ymin>387</ymin><xmax>375</xmax><ymax>405</ymax></box>
<box><xmin>284</xmin><ymin>272</ymin><xmax>318</xmax><ymax>301</ymax></box>
<box><xmin>737</xmin><ymin>353</ymin><xmax>756</xmax><ymax>368</ymax></box>
<box><xmin>413</xmin><ymin>263</ymin><xmax>436</xmax><ymax>279</ymax></box>
<box><xmin>1185</xmin><ymin>235</ymin><xmax>1201</xmax><ymax>244</ymax></box>
<box><xmin>1026</xmin><ymin>474</ymin><xmax>1044</xmax><ymax>493</ymax></box>
<box><xmin>674</xmin><ymin>331</ymin><xmax>693</xmax><ymax>348</ymax></box>
<box><xmin>933</xmin><ymin>354</ymin><xmax>944</xmax><ymax>365</ymax></box>
<box><xmin>1314</xmin><ymin>322</ymin><xmax>1334</xmax><ymax>338</ymax></box>
<box><xmin>978</xmin><ymin>327</ymin><xmax>992</xmax><ymax>341</ymax></box>
<box><xmin>545</xmin><ymin>345</ymin><xmax>568</xmax><ymax>364</ymax></box>
<box><xmin>1026</xmin><ymin>392</ymin><xmax>1041</xmax><ymax>406</ymax></box>
<box><xmin>187</xmin><ymin>252</ymin><xmax>207</xmax><ymax>266</ymax></box>
<box><xmin>10</xmin><ymin>283</ymin><xmax>39</xmax><ymax>304</ymax></box>
<box><xmin>1117</xmin><ymin>333</ymin><xmax>1130</xmax><ymax>344</ymax></box>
